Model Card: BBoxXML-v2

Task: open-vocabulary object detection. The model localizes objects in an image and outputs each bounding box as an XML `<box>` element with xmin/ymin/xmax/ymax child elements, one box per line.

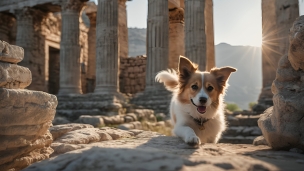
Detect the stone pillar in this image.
<box><xmin>95</xmin><ymin>0</ymin><xmax>119</xmax><ymax>93</ymax></box>
<box><xmin>0</xmin><ymin>13</ymin><xmax>15</xmax><ymax>43</ymax></box>
<box><xmin>15</xmin><ymin>7</ymin><xmax>46</xmax><ymax>91</ymax></box>
<box><xmin>184</xmin><ymin>0</ymin><xmax>206</xmax><ymax>70</ymax></box>
<box><xmin>86</xmin><ymin>11</ymin><xmax>97</xmax><ymax>93</ymax></box>
<box><xmin>256</xmin><ymin>0</ymin><xmax>299</xmax><ymax>110</ymax></box>
<box><xmin>118</xmin><ymin>0</ymin><xmax>128</xmax><ymax>58</ymax></box>
<box><xmin>58</xmin><ymin>0</ymin><xmax>86</xmax><ymax>95</ymax></box>
<box><xmin>145</xmin><ymin>0</ymin><xmax>169</xmax><ymax>91</ymax></box>
<box><xmin>169</xmin><ymin>7</ymin><xmax>184</xmax><ymax>70</ymax></box>
<box><xmin>205</xmin><ymin>0</ymin><xmax>215</xmax><ymax>71</ymax></box>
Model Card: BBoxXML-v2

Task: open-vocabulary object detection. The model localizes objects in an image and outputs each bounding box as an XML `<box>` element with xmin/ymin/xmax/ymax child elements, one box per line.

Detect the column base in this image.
<box><xmin>58</xmin><ymin>86</ymin><xmax>83</xmax><ymax>95</ymax></box>
<box><xmin>56</xmin><ymin>92</ymin><xmax>127</xmax><ymax>121</ymax></box>
<box><xmin>94</xmin><ymin>85</ymin><xmax>118</xmax><ymax>94</ymax></box>
<box><xmin>131</xmin><ymin>86</ymin><xmax>172</xmax><ymax>115</ymax></box>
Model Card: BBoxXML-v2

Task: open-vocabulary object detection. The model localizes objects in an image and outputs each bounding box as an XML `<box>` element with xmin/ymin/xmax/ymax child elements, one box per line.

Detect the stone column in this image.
<box><xmin>0</xmin><ymin>13</ymin><xmax>15</xmax><ymax>43</ymax></box>
<box><xmin>86</xmin><ymin>11</ymin><xmax>97</xmax><ymax>93</ymax></box>
<box><xmin>15</xmin><ymin>7</ymin><xmax>46</xmax><ymax>91</ymax></box>
<box><xmin>205</xmin><ymin>0</ymin><xmax>215</xmax><ymax>71</ymax></box>
<box><xmin>58</xmin><ymin>0</ymin><xmax>86</xmax><ymax>95</ymax></box>
<box><xmin>145</xmin><ymin>0</ymin><xmax>169</xmax><ymax>91</ymax></box>
<box><xmin>118</xmin><ymin>0</ymin><xmax>128</xmax><ymax>58</ymax></box>
<box><xmin>169</xmin><ymin>7</ymin><xmax>184</xmax><ymax>70</ymax></box>
<box><xmin>184</xmin><ymin>0</ymin><xmax>206</xmax><ymax>70</ymax></box>
<box><xmin>257</xmin><ymin>0</ymin><xmax>299</xmax><ymax>110</ymax></box>
<box><xmin>95</xmin><ymin>0</ymin><xmax>119</xmax><ymax>93</ymax></box>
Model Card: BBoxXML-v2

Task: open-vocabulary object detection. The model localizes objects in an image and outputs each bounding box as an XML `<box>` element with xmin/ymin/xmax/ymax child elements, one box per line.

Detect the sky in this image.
<box><xmin>93</xmin><ymin>0</ymin><xmax>304</xmax><ymax>47</ymax></box>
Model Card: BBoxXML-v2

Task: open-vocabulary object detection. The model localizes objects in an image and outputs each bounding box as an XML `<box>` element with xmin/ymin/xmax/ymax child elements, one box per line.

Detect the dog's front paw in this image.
<box><xmin>185</xmin><ymin>135</ymin><xmax>201</xmax><ymax>146</ymax></box>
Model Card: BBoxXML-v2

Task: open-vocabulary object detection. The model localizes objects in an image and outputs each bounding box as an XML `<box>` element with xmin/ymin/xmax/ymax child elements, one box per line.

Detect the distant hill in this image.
<box><xmin>215</xmin><ymin>43</ymin><xmax>262</xmax><ymax>109</ymax></box>
<box><xmin>128</xmin><ymin>28</ymin><xmax>262</xmax><ymax>109</ymax></box>
<box><xmin>128</xmin><ymin>28</ymin><xmax>146</xmax><ymax>57</ymax></box>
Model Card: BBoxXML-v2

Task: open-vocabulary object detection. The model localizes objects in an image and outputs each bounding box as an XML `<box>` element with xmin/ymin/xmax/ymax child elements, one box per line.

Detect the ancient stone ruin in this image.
<box><xmin>258</xmin><ymin>16</ymin><xmax>304</xmax><ymax>150</ymax></box>
<box><xmin>0</xmin><ymin>41</ymin><xmax>57</xmax><ymax>170</ymax></box>
<box><xmin>1</xmin><ymin>0</ymin><xmax>304</xmax><ymax>170</ymax></box>
<box><xmin>254</xmin><ymin>0</ymin><xmax>299</xmax><ymax>112</ymax></box>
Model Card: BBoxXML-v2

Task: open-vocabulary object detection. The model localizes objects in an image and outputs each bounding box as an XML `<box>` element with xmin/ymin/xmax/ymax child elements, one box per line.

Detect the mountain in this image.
<box><xmin>215</xmin><ymin>43</ymin><xmax>262</xmax><ymax>109</ymax></box>
<box><xmin>128</xmin><ymin>28</ymin><xmax>146</xmax><ymax>57</ymax></box>
<box><xmin>128</xmin><ymin>28</ymin><xmax>262</xmax><ymax>109</ymax></box>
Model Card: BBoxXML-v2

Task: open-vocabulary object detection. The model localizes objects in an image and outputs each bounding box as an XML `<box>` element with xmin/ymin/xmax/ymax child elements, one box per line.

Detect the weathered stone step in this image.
<box><xmin>223</xmin><ymin>126</ymin><xmax>262</xmax><ymax>137</ymax></box>
<box><xmin>219</xmin><ymin>136</ymin><xmax>257</xmax><ymax>144</ymax></box>
<box><xmin>226</xmin><ymin>115</ymin><xmax>260</xmax><ymax>127</ymax></box>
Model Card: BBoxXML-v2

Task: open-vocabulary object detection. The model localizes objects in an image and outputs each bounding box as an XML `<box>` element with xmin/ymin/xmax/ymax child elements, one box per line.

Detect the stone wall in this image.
<box><xmin>119</xmin><ymin>55</ymin><xmax>146</xmax><ymax>94</ymax></box>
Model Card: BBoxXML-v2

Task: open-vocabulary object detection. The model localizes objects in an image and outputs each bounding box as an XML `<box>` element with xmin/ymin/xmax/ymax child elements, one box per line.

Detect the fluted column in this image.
<box><xmin>258</xmin><ymin>0</ymin><xmax>299</xmax><ymax>106</ymax></box>
<box><xmin>185</xmin><ymin>0</ymin><xmax>206</xmax><ymax>70</ymax></box>
<box><xmin>15</xmin><ymin>8</ymin><xmax>36</xmax><ymax>66</ymax></box>
<box><xmin>15</xmin><ymin>7</ymin><xmax>46</xmax><ymax>91</ymax></box>
<box><xmin>118</xmin><ymin>0</ymin><xmax>128</xmax><ymax>58</ymax></box>
<box><xmin>0</xmin><ymin>13</ymin><xmax>15</xmax><ymax>43</ymax></box>
<box><xmin>95</xmin><ymin>0</ymin><xmax>119</xmax><ymax>93</ymax></box>
<box><xmin>86</xmin><ymin>11</ymin><xmax>97</xmax><ymax>93</ymax></box>
<box><xmin>145</xmin><ymin>0</ymin><xmax>169</xmax><ymax>91</ymax></box>
<box><xmin>169</xmin><ymin>7</ymin><xmax>184</xmax><ymax>70</ymax></box>
<box><xmin>58</xmin><ymin>0</ymin><xmax>86</xmax><ymax>95</ymax></box>
<box><xmin>205</xmin><ymin>0</ymin><xmax>215</xmax><ymax>71</ymax></box>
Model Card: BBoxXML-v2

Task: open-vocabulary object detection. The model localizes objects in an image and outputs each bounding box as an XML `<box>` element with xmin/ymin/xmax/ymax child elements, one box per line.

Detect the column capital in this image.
<box><xmin>14</xmin><ymin>7</ymin><xmax>45</xmax><ymax>21</ymax></box>
<box><xmin>61</xmin><ymin>0</ymin><xmax>87</xmax><ymax>13</ymax></box>
<box><xmin>169</xmin><ymin>7</ymin><xmax>184</xmax><ymax>24</ymax></box>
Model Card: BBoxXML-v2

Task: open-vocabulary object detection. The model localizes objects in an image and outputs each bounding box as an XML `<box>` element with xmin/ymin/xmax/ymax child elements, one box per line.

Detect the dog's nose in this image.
<box><xmin>199</xmin><ymin>97</ymin><xmax>207</xmax><ymax>104</ymax></box>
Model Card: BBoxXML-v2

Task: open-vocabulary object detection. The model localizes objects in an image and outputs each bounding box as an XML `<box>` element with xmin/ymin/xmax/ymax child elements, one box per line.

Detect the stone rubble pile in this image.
<box><xmin>258</xmin><ymin>16</ymin><xmax>304</xmax><ymax>150</ymax></box>
<box><xmin>0</xmin><ymin>40</ymin><xmax>58</xmax><ymax>171</ymax></box>
<box><xmin>119</xmin><ymin>55</ymin><xmax>146</xmax><ymax>94</ymax></box>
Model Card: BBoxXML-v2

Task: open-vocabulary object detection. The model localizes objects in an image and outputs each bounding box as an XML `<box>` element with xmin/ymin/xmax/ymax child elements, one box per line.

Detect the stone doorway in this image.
<box><xmin>48</xmin><ymin>46</ymin><xmax>60</xmax><ymax>94</ymax></box>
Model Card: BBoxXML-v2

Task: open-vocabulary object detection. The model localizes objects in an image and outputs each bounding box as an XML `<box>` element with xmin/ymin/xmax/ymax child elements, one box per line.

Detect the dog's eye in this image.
<box><xmin>191</xmin><ymin>85</ymin><xmax>198</xmax><ymax>90</ymax></box>
<box><xmin>207</xmin><ymin>86</ymin><xmax>214</xmax><ymax>92</ymax></box>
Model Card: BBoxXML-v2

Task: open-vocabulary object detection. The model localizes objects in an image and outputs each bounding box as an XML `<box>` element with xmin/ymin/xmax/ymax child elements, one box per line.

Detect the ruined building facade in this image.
<box><xmin>0</xmin><ymin>0</ymin><xmax>215</xmax><ymax>99</ymax></box>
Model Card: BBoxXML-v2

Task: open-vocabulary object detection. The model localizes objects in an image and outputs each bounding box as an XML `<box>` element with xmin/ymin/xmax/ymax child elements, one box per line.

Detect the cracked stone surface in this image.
<box><xmin>23</xmin><ymin>125</ymin><xmax>304</xmax><ymax>171</ymax></box>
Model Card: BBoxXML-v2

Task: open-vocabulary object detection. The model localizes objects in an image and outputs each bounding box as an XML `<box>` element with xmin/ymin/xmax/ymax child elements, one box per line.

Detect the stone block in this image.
<box><xmin>49</xmin><ymin>124</ymin><xmax>94</xmax><ymax>141</ymax></box>
<box><xmin>0</xmin><ymin>121</ymin><xmax>52</xmax><ymax>136</ymax></box>
<box><xmin>0</xmin><ymin>62</ymin><xmax>32</xmax><ymax>89</ymax></box>
<box><xmin>78</xmin><ymin>115</ymin><xmax>104</xmax><ymax>127</ymax></box>
<box><xmin>0</xmin><ymin>131</ymin><xmax>53</xmax><ymax>170</ymax></box>
<box><xmin>54</xmin><ymin>128</ymin><xmax>112</xmax><ymax>144</ymax></box>
<box><xmin>0</xmin><ymin>88</ymin><xmax>57</xmax><ymax>126</ymax></box>
<box><xmin>0</xmin><ymin>40</ymin><xmax>24</xmax><ymax>64</ymax></box>
<box><xmin>99</xmin><ymin>127</ymin><xmax>134</xmax><ymax>140</ymax></box>
<box><xmin>102</xmin><ymin>115</ymin><xmax>124</xmax><ymax>125</ymax></box>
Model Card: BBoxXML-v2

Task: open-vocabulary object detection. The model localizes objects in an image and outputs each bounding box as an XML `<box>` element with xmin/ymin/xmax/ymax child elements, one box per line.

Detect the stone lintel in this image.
<box><xmin>0</xmin><ymin>61</ymin><xmax>31</xmax><ymax>89</ymax></box>
<box><xmin>0</xmin><ymin>41</ymin><xmax>24</xmax><ymax>64</ymax></box>
<box><xmin>0</xmin><ymin>0</ymin><xmax>62</xmax><ymax>13</ymax></box>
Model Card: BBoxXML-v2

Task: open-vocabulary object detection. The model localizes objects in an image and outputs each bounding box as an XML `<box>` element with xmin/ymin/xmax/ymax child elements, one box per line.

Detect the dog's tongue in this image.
<box><xmin>197</xmin><ymin>106</ymin><xmax>206</xmax><ymax>114</ymax></box>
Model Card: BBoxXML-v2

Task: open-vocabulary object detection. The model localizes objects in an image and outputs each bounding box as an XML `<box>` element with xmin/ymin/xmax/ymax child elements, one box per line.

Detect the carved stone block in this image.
<box><xmin>0</xmin><ymin>41</ymin><xmax>24</xmax><ymax>64</ymax></box>
<box><xmin>0</xmin><ymin>62</ymin><xmax>32</xmax><ymax>89</ymax></box>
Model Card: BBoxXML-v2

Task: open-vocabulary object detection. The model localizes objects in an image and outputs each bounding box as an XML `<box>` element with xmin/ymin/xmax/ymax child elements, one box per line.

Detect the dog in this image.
<box><xmin>155</xmin><ymin>56</ymin><xmax>236</xmax><ymax>146</ymax></box>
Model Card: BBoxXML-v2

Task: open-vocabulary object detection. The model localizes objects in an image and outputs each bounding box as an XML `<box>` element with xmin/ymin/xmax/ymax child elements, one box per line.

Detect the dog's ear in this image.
<box><xmin>178</xmin><ymin>56</ymin><xmax>198</xmax><ymax>79</ymax></box>
<box><xmin>210</xmin><ymin>66</ymin><xmax>236</xmax><ymax>87</ymax></box>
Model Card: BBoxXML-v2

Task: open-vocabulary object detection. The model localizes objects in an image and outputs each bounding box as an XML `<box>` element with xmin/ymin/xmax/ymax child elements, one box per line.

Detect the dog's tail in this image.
<box><xmin>155</xmin><ymin>69</ymin><xmax>179</xmax><ymax>92</ymax></box>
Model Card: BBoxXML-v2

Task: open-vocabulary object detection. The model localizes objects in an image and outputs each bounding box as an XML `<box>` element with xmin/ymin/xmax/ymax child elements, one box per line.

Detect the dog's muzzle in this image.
<box><xmin>191</xmin><ymin>99</ymin><xmax>206</xmax><ymax>114</ymax></box>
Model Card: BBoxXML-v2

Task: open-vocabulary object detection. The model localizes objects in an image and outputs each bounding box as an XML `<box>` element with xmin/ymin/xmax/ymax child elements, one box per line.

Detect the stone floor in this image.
<box><xmin>23</xmin><ymin>125</ymin><xmax>304</xmax><ymax>171</ymax></box>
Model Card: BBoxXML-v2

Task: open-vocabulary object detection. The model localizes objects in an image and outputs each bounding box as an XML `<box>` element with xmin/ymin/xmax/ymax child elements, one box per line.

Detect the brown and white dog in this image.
<box><xmin>155</xmin><ymin>56</ymin><xmax>236</xmax><ymax>146</ymax></box>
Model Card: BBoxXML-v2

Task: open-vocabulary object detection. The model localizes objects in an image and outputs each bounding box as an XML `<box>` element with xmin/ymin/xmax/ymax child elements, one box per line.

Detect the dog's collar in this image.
<box><xmin>191</xmin><ymin>116</ymin><xmax>209</xmax><ymax>130</ymax></box>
